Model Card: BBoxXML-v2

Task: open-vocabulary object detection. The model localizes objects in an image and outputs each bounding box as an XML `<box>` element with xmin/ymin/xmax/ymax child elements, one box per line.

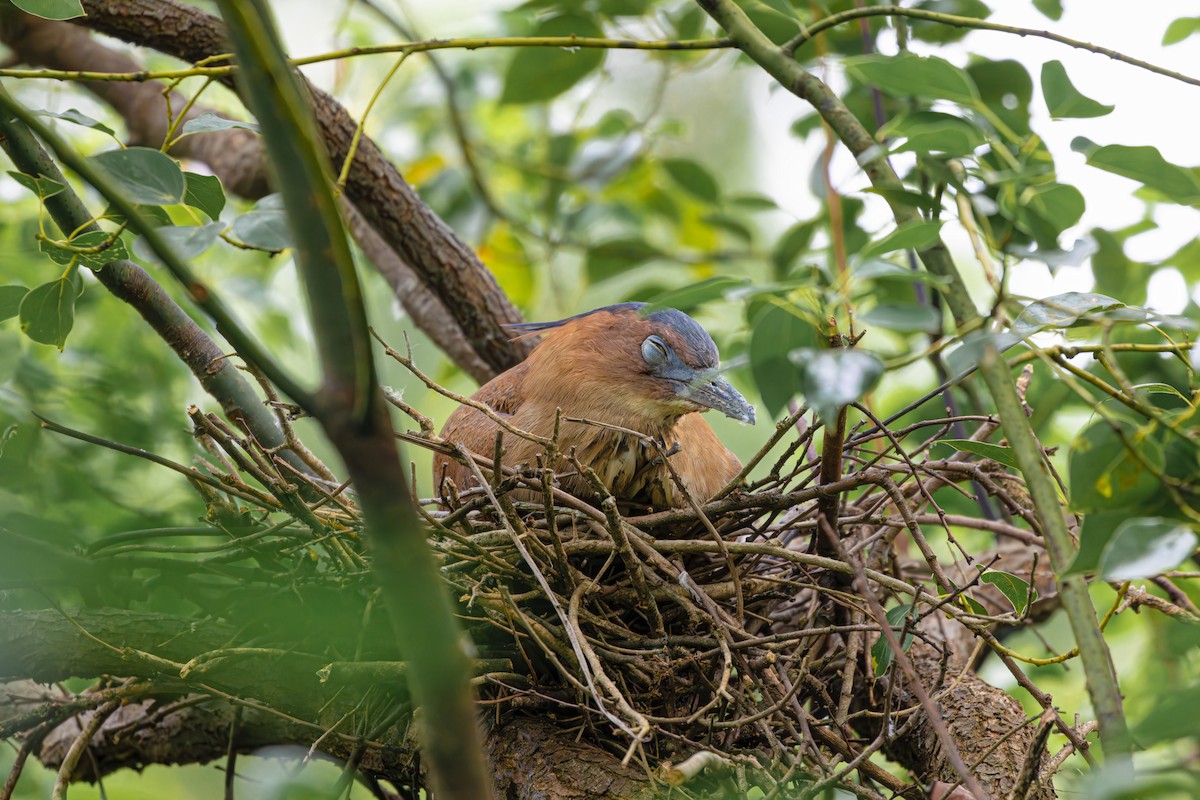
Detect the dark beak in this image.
<box><xmin>680</xmin><ymin>373</ymin><xmax>756</xmax><ymax>424</ymax></box>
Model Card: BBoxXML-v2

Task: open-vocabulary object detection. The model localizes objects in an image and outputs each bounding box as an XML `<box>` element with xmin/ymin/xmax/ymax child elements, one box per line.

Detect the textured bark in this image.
<box><xmin>0</xmin><ymin>682</ymin><xmax>651</xmax><ymax>797</ymax></box>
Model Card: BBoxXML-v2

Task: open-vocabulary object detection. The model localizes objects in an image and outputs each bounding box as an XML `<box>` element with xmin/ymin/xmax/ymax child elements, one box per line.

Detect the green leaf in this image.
<box><xmin>1069</xmin><ymin>420</ymin><xmax>1165</xmax><ymax>514</ymax></box>
<box><xmin>701</xmin><ymin>212</ymin><xmax>753</xmax><ymax>243</ymax></box>
<box><xmin>933</xmin><ymin>439</ymin><xmax>1018</xmax><ymax>469</ymax></box>
<box><xmin>771</xmin><ymin>219</ymin><xmax>818</xmax><ymax>277</ymax></box>
<box><xmin>19</xmin><ymin>274</ymin><xmax>81</xmax><ymax>349</ymax></box>
<box><xmin>968</xmin><ymin>58</ymin><xmax>1033</xmax><ymax>134</ymax></box>
<box><xmin>134</xmin><ymin>222</ymin><xmax>224</xmax><ymax>263</ymax></box>
<box><xmin>1099</xmin><ymin>518</ymin><xmax>1198</xmax><ymax>581</ymax></box>
<box><xmin>791</xmin><ymin>348</ymin><xmax>884</xmax><ymax>423</ymax></box>
<box><xmin>859</xmin><ymin>220</ymin><xmax>944</xmax><ymax>260</ymax></box>
<box><xmin>1163</xmin><ymin>17</ymin><xmax>1200</xmax><ymax>46</ymax></box>
<box><xmin>1031</xmin><ymin>0</ymin><xmax>1063</xmax><ymax>20</ymax></box>
<box><xmin>748</xmin><ymin>301</ymin><xmax>818</xmax><ymax>420</ymax></box>
<box><xmin>91</xmin><ymin>147</ymin><xmax>186</xmax><ymax>206</ymax></box>
<box><xmin>180</xmin><ymin>112</ymin><xmax>260</xmax><ymax>135</ymax></box>
<box><xmin>859</xmin><ymin>303</ymin><xmax>942</xmax><ymax>334</ymax></box>
<box><xmin>586</xmin><ymin>237</ymin><xmax>663</xmax><ymax>283</ymax></box>
<box><xmin>10</xmin><ymin>0</ymin><xmax>84</xmax><ymax>20</ymax></box>
<box><xmin>0</xmin><ymin>286</ymin><xmax>29</xmax><ymax>322</ymax></box>
<box><xmin>844</xmin><ymin>53</ymin><xmax>979</xmax><ymax>105</ymax></box>
<box><xmin>852</xmin><ymin>259</ymin><xmax>950</xmax><ymax>286</ymax></box>
<box><xmin>184</xmin><ymin>172</ymin><xmax>226</xmax><ymax>221</ymax></box>
<box><xmin>908</xmin><ymin>0</ymin><xmax>990</xmax><ymax>44</ymax></box>
<box><xmin>6</xmin><ymin>170</ymin><xmax>65</xmax><ymax>200</ymax></box>
<box><xmin>1012</xmin><ymin>291</ymin><xmax>1124</xmax><ymax>337</ymax></box>
<box><xmin>871</xmin><ymin>604</ymin><xmax>917</xmax><ymax>676</ymax></box>
<box><xmin>734</xmin><ymin>0</ymin><xmax>800</xmax><ymax>45</ymax></box>
<box><xmin>499</xmin><ymin>14</ymin><xmax>606</xmax><ymax>104</ymax></box>
<box><xmin>37</xmin><ymin>108</ymin><xmax>115</xmax><ymax>135</ymax></box>
<box><xmin>661</xmin><ymin>158</ymin><xmax>720</xmax><ymax>204</ymax></box>
<box><xmin>1069</xmin><ymin>510</ymin><xmax>1127</xmax><ymax>575</ymax></box>
<box><xmin>643</xmin><ymin>277</ymin><xmax>748</xmax><ymax>314</ymax></box>
<box><xmin>1080</xmin><ymin>143</ymin><xmax>1200</xmax><ymax>205</ymax></box>
<box><xmin>977</xmin><ymin>568</ymin><xmax>1037</xmax><ymax>616</ymax></box>
<box><xmin>1016</xmin><ymin>182</ymin><xmax>1085</xmax><ymax>248</ymax></box>
<box><xmin>945</xmin><ymin>330</ymin><xmax>1021</xmax><ymax>377</ymax></box>
<box><xmin>1133</xmin><ymin>684</ymin><xmax>1200</xmax><ymax>746</ymax></box>
<box><xmin>1041</xmin><ymin>61</ymin><xmax>1113</xmax><ymax>119</ymax></box>
<box><xmin>39</xmin><ymin>230</ymin><xmax>130</xmax><ymax>271</ymax></box>
<box><xmin>880</xmin><ymin>111</ymin><xmax>984</xmax><ymax>156</ymax></box>
<box><xmin>232</xmin><ymin>194</ymin><xmax>291</xmax><ymax>251</ymax></box>
<box><xmin>729</xmin><ymin>193</ymin><xmax>777</xmax><ymax>211</ymax></box>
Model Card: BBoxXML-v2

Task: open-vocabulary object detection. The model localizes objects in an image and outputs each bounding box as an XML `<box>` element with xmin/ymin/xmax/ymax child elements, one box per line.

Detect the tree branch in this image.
<box><xmin>694</xmin><ymin>0</ymin><xmax>1131</xmax><ymax>762</ymax></box>
<box><xmin>68</xmin><ymin>0</ymin><xmax>531</xmax><ymax>377</ymax></box>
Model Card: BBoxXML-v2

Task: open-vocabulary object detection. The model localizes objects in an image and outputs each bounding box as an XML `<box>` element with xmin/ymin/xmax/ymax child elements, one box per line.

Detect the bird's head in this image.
<box><xmin>509</xmin><ymin>303</ymin><xmax>756</xmax><ymax>426</ymax></box>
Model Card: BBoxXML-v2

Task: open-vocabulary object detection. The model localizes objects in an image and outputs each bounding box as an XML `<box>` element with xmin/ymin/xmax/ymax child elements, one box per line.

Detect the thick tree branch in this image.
<box><xmin>0</xmin><ymin>10</ymin><xmax>497</xmax><ymax>383</ymax></box>
<box><xmin>66</xmin><ymin>0</ymin><xmax>530</xmax><ymax>377</ymax></box>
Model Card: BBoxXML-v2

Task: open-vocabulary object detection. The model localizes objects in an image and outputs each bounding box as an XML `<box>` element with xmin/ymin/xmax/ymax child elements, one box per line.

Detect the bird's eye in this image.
<box><xmin>641</xmin><ymin>335</ymin><xmax>669</xmax><ymax>366</ymax></box>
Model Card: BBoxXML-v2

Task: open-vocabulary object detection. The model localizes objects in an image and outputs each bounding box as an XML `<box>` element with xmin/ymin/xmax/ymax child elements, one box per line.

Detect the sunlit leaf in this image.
<box><xmin>184</xmin><ymin>172</ymin><xmax>227</xmax><ymax>221</ymax></box>
<box><xmin>1041</xmin><ymin>61</ymin><xmax>1113</xmax><ymax>119</ymax></box>
<box><xmin>791</xmin><ymin>348</ymin><xmax>884</xmax><ymax>423</ymax></box>
<box><xmin>1163</xmin><ymin>16</ymin><xmax>1200</xmax><ymax>45</ymax></box>
<box><xmin>19</xmin><ymin>273</ymin><xmax>82</xmax><ymax>350</ymax></box>
<box><xmin>91</xmin><ymin>147</ymin><xmax>186</xmax><ymax>205</ymax></box>
<box><xmin>499</xmin><ymin>14</ymin><xmax>606</xmax><ymax>104</ymax></box>
<box><xmin>1099</xmin><ymin>518</ymin><xmax>1198</xmax><ymax>580</ymax></box>
<box><xmin>844</xmin><ymin>53</ymin><xmax>979</xmax><ymax>104</ymax></box>
<box><xmin>0</xmin><ymin>286</ymin><xmax>29</xmax><ymax>322</ymax></box>
<box><xmin>10</xmin><ymin>0</ymin><xmax>84</xmax><ymax>20</ymax></box>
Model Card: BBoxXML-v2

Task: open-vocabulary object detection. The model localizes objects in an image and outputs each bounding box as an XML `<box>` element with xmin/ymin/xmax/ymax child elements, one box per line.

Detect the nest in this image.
<box><xmin>53</xmin><ymin>348</ymin><xmax>1048</xmax><ymax>798</ymax></box>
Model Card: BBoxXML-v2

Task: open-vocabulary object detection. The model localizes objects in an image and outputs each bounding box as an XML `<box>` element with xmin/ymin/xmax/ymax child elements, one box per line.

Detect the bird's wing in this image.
<box><xmin>434</xmin><ymin>362</ymin><xmax>530</xmax><ymax>497</ymax></box>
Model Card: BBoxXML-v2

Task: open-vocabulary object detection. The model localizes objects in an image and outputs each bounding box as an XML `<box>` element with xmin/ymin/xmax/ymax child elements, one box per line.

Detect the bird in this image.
<box><xmin>434</xmin><ymin>303</ymin><xmax>755</xmax><ymax>510</ymax></box>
